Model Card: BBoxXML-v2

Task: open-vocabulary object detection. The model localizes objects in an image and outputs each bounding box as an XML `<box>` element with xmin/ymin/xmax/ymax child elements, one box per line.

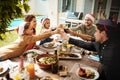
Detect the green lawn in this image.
<box><xmin>0</xmin><ymin>24</ymin><xmax>41</xmax><ymax>47</ymax></box>
<box><xmin>0</xmin><ymin>30</ymin><xmax>18</xmax><ymax>47</ymax></box>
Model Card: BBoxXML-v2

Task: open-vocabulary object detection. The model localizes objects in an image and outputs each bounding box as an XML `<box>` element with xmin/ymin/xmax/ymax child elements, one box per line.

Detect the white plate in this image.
<box><xmin>23</xmin><ymin>49</ymin><xmax>43</xmax><ymax>58</ymax></box>
<box><xmin>42</xmin><ymin>42</ymin><xmax>57</xmax><ymax>49</ymax></box>
<box><xmin>24</xmin><ymin>49</ymin><xmax>43</xmax><ymax>54</ymax></box>
<box><xmin>59</xmin><ymin>53</ymin><xmax>82</xmax><ymax>60</ymax></box>
<box><xmin>40</xmin><ymin>76</ymin><xmax>58</xmax><ymax>80</ymax></box>
<box><xmin>0</xmin><ymin>63</ymin><xmax>8</xmax><ymax>75</ymax></box>
<box><xmin>73</xmin><ymin>47</ymin><xmax>83</xmax><ymax>53</ymax></box>
<box><xmin>76</xmin><ymin>67</ymin><xmax>99</xmax><ymax>80</ymax></box>
<box><xmin>26</xmin><ymin>49</ymin><xmax>43</xmax><ymax>54</ymax></box>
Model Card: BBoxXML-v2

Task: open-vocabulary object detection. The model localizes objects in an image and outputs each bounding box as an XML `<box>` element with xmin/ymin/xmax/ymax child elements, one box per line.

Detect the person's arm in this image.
<box><xmin>65</xmin><ymin>29</ymin><xmax>95</xmax><ymax>41</ymax></box>
<box><xmin>70</xmin><ymin>30</ymin><xmax>92</xmax><ymax>41</ymax></box>
<box><xmin>70</xmin><ymin>25</ymin><xmax>81</xmax><ymax>31</ymax></box>
<box><xmin>69</xmin><ymin>38</ymin><xmax>96</xmax><ymax>51</ymax></box>
<box><xmin>60</xmin><ymin>29</ymin><xmax>96</xmax><ymax>51</ymax></box>
<box><xmin>25</xmin><ymin>30</ymin><xmax>57</xmax><ymax>44</ymax></box>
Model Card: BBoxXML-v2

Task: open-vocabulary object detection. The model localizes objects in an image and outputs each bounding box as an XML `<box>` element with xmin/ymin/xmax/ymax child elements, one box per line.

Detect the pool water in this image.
<box><xmin>9</xmin><ymin>16</ymin><xmax>47</xmax><ymax>29</ymax></box>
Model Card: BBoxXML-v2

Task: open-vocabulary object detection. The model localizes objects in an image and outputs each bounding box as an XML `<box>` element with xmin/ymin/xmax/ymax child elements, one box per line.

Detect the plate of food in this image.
<box><xmin>0</xmin><ymin>63</ymin><xmax>8</xmax><ymax>75</ymax></box>
<box><xmin>73</xmin><ymin>46</ymin><xmax>83</xmax><ymax>53</ymax></box>
<box><xmin>42</xmin><ymin>42</ymin><xmax>57</xmax><ymax>49</ymax></box>
<box><xmin>23</xmin><ymin>49</ymin><xmax>43</xmax><ymax>58</ymax></box>
<box><xmin>59</xmin><ymin>53</ymin><xmax>82</xmax><ymax>60</ymax></box>
<box><xmin>76</xmin><ymin>67</ymin><xmax>99</xmax><ymax>80</ymax></box>
<box><xmin>40</xmin><ymin>76</ymin><xmax>58</xmax><ymax>80</ymax></box>
<box><xmin>35</xmin><ymin>54</ymin><xmax>56</xmax><ymax>69</ymax></box>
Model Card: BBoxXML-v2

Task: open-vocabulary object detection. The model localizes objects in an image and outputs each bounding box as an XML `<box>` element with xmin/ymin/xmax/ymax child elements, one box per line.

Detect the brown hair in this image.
<box><xmin>96</xmin><ymin>24</ymin><xmax>116</xmax><ymax>39</ymax></box>
<box><xmin>25</xmin><ymin>15</ymin><xmax>35</xmax><ymax>22</ymax></box>
<box><xmin>25</xmin><ymin>15</ymin><xmax>36</xmax><ymax>34</ymax></box>
<box><xmin>24</xmin><ymin>22</ymin><xmax>31</xmax><ymax>31</ymax></box>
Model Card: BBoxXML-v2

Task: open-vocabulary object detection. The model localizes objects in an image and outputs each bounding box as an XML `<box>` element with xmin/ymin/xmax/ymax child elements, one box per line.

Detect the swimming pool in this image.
<box><xmin>9</xmin><ymin>16</ymin><xmax>47</xmax><ymax>29</ymax></box>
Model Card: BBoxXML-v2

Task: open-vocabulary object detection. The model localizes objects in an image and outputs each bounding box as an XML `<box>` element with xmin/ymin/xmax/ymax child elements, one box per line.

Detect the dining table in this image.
<box><xmin>0</xmin><ymin>34</ymin><xmax>102</xmax><ymax>80</ymax></box>
<box><xmin>0</xmin><ymin>43</ymin><xmax>102</xmax><ymax>80</ymax></box>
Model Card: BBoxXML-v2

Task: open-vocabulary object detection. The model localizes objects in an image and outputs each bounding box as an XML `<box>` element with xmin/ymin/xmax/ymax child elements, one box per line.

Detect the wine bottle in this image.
<box><xmin>5</xmin><ymin>73</ymin><xmax>13</xmax><ymax>80</ymax></box>
<box><xmin>51</xmin><ymin>50</ymin><xmax>59</xmax><ymax>74</ymax></box>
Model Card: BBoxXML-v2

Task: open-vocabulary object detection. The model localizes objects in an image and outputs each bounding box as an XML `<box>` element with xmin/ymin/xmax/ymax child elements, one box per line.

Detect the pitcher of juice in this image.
<box><xmin>26</xmin><ymin>54</ymin><xmax>35</xmax><ymax>79</ymax></box>
<box><xmin>26</xmin><ymin>63</ymin><xmax>35</xmax><ymax>79</ymax></box>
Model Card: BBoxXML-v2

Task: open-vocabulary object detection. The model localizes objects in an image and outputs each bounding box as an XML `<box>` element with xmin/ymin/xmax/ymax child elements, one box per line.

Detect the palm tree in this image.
<box><xmin>0</xmin><ymin>0</ymin><xmax>30</xmax><ymax>40</ymax></box>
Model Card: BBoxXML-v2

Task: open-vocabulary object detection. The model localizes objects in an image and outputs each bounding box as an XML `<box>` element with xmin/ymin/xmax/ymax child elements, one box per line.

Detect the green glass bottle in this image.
<box><xmin>51</xmin><ymin>50</ymin><xmax>59</xmax><ymax>74</ymax></box>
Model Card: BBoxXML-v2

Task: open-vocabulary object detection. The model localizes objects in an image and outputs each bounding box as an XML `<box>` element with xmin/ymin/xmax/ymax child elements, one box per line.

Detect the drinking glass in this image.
<box><xmin>26</xmin><ymin>63</ymin><xmax>35</xmax><ymax>79</ymax></box>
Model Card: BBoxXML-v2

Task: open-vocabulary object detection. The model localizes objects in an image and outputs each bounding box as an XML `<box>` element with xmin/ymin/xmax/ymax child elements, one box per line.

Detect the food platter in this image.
<box><xmin>76</xmin><ymin>67</ymin><xmax>99</xmax><ymax>80</ymax></box>
<box><xmin>73</xmin><ymin>46</ymin><xmax>83</xmax><ymax>53</ymax></box>
<box><xmin>42</xmin><ymin>42</ymin><xmax>57</xmax><ymax>49</ymax></box>
<box><xmin>0</xmin><ymin>63</ymin><xmax>8</xmax><ymax>75</ymax></box>
<box><xmin>59</xmin><ymin>53</ymin><xmax>82</xmax><ymax>60</ymax></box>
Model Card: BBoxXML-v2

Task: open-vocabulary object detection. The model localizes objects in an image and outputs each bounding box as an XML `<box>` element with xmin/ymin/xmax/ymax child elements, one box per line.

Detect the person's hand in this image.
<box><xmin>55</xmin><ymin>28</ymin><xmax>64</xmax><ymax>34</ymax></box>
<box><xmin>62</xmin><ymin>33</ymin><xmax>69</xmax><ymax>41</ymax></box>
<box><xmin>57</xmin><ymin>28</ymin><xmax>69</xmax><ymax>41</ymax></box>
<box><xmin>50</xmin><ymin>28</ymin><xmax>59</xmax><ymax>35</ymax></box>
<box><xmin>58</xmin><ymin>24</ymin><xmax>65</xmax><ymax>29</ymax></box>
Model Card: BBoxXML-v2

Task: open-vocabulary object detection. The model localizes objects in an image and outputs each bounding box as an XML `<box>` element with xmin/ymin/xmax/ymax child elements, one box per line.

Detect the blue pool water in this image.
<box><xmin>9</xmin><ymin>16</ymin><xmax>47</xmax><ymax>29</ymax></box>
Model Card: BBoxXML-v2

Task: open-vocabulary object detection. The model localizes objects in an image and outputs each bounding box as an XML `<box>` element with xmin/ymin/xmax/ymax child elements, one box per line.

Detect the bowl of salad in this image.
<box><xmin>35</xmin><ymin>54</ymin><xmax>56</xmax><ymax>69</ymax></box>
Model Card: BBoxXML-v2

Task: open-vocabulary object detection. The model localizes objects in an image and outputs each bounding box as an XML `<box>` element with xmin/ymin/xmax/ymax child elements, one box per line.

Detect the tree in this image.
<box><xmin>0</xmin><ymin>0</ymin><xmax>30</xmax><ymax>40</ymax></box>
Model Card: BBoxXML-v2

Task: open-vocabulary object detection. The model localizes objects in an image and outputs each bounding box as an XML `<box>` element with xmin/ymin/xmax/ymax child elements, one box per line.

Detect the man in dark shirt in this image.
<box><xmin>60</xmin><ymin>19</ymin><xmax>120</xmax><ymax>80</ymax></box>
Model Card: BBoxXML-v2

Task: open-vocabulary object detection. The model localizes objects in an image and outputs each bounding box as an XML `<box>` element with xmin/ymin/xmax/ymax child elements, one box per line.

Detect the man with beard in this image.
<box><xmin>67</xmin><ymin>14</ymin><xmax>96</xmax><ymax>42</ymax></box>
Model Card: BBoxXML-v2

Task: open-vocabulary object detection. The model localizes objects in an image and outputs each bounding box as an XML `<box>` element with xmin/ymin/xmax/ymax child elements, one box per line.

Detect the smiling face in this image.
<box><xmin>25</xmin><ymin>15</ymin><xmax>37</xmax><ymax>29</ymax></box>
<box><xmin>30</xmin><ymin>18</ymin><xmax>37</xmax><ymax>28</ymax></box>
<box><xmin>84</xmin><ymin>17</ymin><xmax>93</xmax><ymax>29</ymax></box>
<box><xmin>44</xmin><ymin>19</ymin><xmax>50</xmax><ymax>29</ymax></box>
<box><xmin>24</xmin><ymin>23</ymin><xmax>34</xmax><ymax>35</ymax></box>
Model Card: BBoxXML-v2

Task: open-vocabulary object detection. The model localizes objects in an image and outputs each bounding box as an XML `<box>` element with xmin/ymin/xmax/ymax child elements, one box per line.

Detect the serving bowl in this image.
<box><xmin>35</xmin><ymin>54</ymin><xmax>55</xmax><ymax>69</ymax></box>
